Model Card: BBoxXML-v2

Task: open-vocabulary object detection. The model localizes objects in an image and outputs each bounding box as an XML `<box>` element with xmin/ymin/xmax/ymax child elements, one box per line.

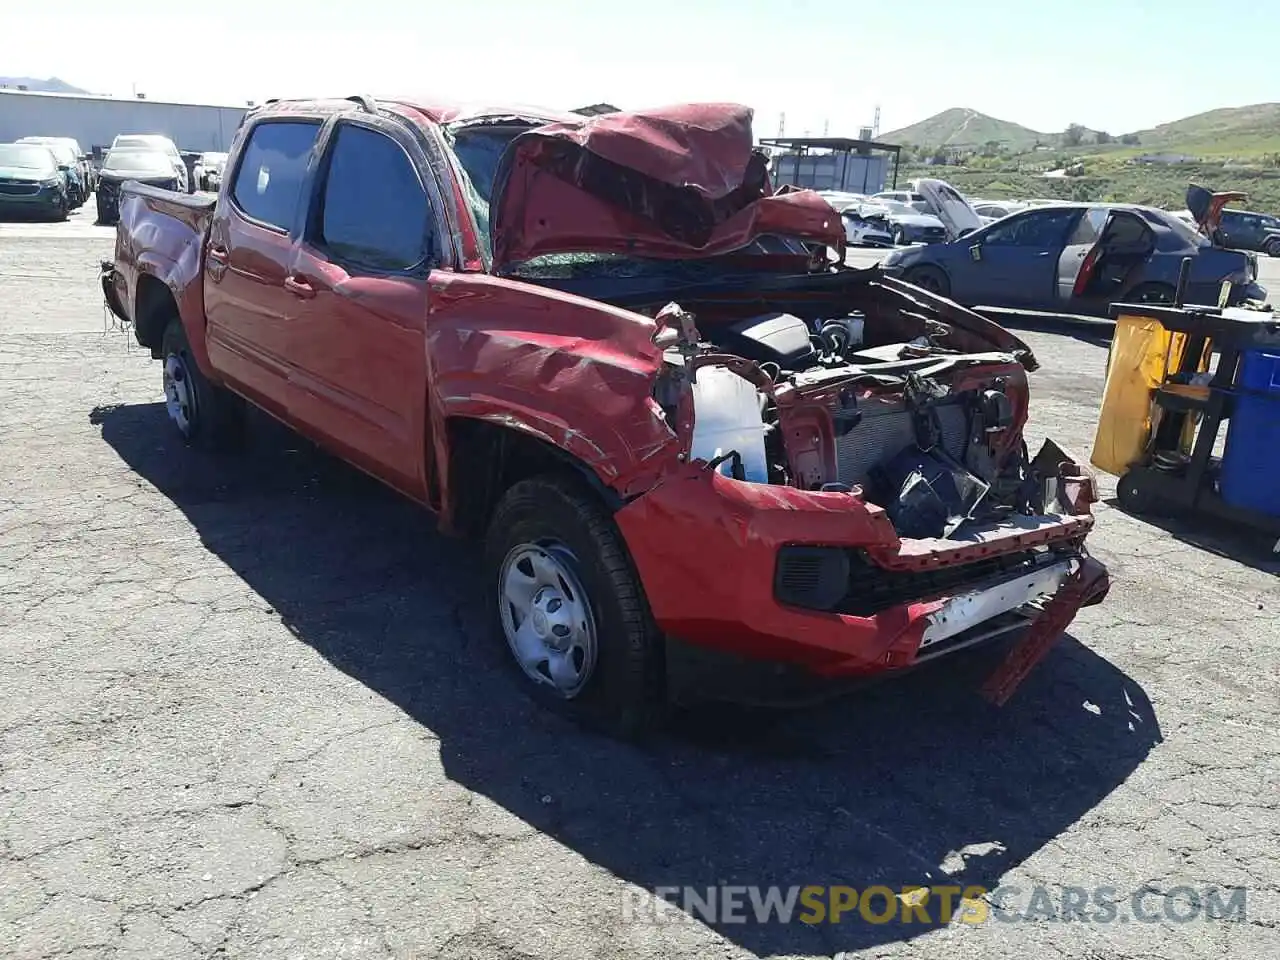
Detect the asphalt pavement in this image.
<box><xmin>1</xmin><ymin>204</ymin><xmax>1277</xmax><ymax>960</ymax></box>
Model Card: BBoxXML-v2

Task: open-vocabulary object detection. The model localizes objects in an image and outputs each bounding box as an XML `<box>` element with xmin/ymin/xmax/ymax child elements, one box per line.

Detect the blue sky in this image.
<box><xmin>7</xmin><ymin>0</ymin><xmax>1278</xmax><ymax>136</ymax></box>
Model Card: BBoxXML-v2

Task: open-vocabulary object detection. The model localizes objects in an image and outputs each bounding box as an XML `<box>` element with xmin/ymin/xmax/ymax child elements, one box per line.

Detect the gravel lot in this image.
<box><xmin>1</xmin><ymin>206</ymin><xmax>1277</xmax><ymax>960</ymax></box>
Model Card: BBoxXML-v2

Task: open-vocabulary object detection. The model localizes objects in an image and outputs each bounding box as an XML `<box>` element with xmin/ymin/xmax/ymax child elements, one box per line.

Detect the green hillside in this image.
<box><xmin>1127</xmin><ymin>103</ymin><xmax>1280</xmax><ymax>157</ymax></box>
<box><xmin>882</xmin><ymin>108</ymin><xmax>1047</xmax><ymax>151</ymax></box>
<box><xmin>883</xmin><ymin>102</ymin><xmax>1280</xmax><ymax>214</ymax></box>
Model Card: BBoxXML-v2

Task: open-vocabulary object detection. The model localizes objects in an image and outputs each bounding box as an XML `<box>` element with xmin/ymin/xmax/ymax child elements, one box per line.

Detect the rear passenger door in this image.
<box><xmin>204</xmin><ymin>118</ymin><xmax>323</xmax><ymax>418</ymax></box>
<box><xmin>1056</xmin><ymin>206</ymin><xmax>1108</xmax><ymax>303</ymax></box>
<box><xmin>285</xmin><ymin>117</ymin><xmax>443</xmax><ymax>500</ymax></box>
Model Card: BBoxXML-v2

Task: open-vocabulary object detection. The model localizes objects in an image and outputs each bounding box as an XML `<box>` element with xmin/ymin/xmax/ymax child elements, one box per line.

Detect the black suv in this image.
<box><xmin>1217</xmin><ymin>208</ymin><xmax>1280</xmax><ymax>257</ymax></box>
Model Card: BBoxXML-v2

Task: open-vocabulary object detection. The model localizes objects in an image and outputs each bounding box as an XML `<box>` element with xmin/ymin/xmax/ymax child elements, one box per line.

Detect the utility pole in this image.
<box><xmin>778</xmin><ymin>112</ymin><xmax>785</xmax><ymax>137</ymax></box>
<box><xmin>823</xmin><ymin>119</ymin><xmax>829</xmax><ymax>136</ymax></box>
<box><xmin>873</xmin><ymin>105</ymin><xmax>881</xmax><ymax>138</ymax></box>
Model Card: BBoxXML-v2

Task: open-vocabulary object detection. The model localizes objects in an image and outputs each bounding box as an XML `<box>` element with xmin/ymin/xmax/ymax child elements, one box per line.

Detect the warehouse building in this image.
<box><xmin>0</xmin><ymin>88</ymin><xmax>248</xmax><ymax>156</ymax></box>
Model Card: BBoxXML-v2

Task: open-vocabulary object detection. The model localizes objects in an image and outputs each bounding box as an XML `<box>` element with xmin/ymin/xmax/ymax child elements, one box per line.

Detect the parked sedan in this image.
<box><xmin>95</xmin><ymin>148</ymin><xmax>183</xmax><ymax>224</ymax></box>
<box><xmin>0</xmin><ymin>143</ymin><xmax>71</xmax><ymax>220</ymax></box>
<box><xmin>835</xmin><ymin>200</ymin><xmax>896</xmax><ymax>247</ymax></box>
<box><xmin>870</xmin><ymin>198</ymin><xmax>948</xmax><ymax>245</ymax></box>
<box><xmin>110</xmin><ymin>134</ymin><xmax>188</xmax><ymax>193</ymax></box>
<box><xmin>881</xmin><ymin>201</ymin><xmax>1266</xmax><ymax>316</ymax></box>
<box><xmin>16</xmin><ymin>136</ymin><xmax>92</xmax><ymax>206</ymax></box>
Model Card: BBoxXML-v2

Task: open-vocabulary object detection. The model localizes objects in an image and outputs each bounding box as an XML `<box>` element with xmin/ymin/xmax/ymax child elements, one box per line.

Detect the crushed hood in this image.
<box><xmin>1186</xmin><ymin>183</ymin><xmax>1248</xmax><ymax>238</ymax></box>
<box><xmin>488</xmin><ymin>103</ymin><xmax>845</xmax><ymax>270</ymax></box>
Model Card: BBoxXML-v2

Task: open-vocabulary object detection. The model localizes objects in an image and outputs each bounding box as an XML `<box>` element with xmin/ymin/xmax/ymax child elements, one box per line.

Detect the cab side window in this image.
<box><xmin>231</xmin><ymin>121</ymin><xmax>322</xmax><ymax>231</ymax></box>
<box><xmin>312</xmin><ymin>124</ymin><xmax>432</xmax><ymax>273</ymax></box>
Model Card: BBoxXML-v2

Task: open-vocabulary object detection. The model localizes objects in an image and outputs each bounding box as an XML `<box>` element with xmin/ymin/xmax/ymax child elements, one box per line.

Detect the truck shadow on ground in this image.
<box><xmin>93</xmin><ymin>402</ymin><xmax>1163</xmax><ymax>957</ymax></box>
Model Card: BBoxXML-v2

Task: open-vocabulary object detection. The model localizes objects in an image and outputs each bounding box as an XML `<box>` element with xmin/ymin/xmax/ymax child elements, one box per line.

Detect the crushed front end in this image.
<box><xmin>613</xmin><ymin>280</ymin><xmax>1110</xmax><ymax>707</ymax></box>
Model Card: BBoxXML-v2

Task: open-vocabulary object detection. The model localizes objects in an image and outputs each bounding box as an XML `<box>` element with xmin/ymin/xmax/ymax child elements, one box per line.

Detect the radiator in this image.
<box><xmin>834</xmin><ymin>401</ymin><xmax>969</xmax><ymax>487</ymax></box>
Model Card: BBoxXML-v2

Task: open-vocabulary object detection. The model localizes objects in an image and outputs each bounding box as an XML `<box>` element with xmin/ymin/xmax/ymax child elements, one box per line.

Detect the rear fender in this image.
<box><xmin>119</xmin><ymin>191</ymin><xmax>213</xmax><ymax>373</ymax></box>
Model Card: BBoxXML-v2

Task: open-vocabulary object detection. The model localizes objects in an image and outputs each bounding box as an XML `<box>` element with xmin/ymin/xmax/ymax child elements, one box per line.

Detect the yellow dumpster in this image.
<box><xmin>1090</xmin><ymin>313</ymin><xmax>1202</xmax><ymax>476</ymax></box>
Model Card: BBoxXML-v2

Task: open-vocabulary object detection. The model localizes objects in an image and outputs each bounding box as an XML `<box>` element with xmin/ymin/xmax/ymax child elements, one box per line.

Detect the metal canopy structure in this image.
<box><xmin>759</xmin><ymin>135</ymin><xmax>902</xmax><ymax>191</ymax></box>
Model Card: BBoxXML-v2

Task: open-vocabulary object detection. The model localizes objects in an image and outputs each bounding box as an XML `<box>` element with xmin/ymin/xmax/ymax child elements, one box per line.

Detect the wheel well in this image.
<box><xmin>445</xmin><ymin>418</ymin><xmax>621</xmax><ymax>538</ymax></box>
<box><xmin>134</xmin><ymin>274</ymin><xmax>178</xmax><ymax>358</ymax></box>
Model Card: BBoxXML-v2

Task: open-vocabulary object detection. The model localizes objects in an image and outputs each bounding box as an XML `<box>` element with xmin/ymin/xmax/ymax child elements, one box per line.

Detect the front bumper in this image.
<box><xmin>615</xmin><ymin>456</ymin><xmax>1109</xmax><ymax>706</ymax></box>
<box><xmin>0</xmin><ymin>186</ymin><xmax>64</xmax><ymax>214</ymax></box>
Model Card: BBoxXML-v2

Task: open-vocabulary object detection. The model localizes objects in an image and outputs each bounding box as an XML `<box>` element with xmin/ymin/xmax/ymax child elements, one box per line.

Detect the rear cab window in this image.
<box><xmin>230</xmin><ymin>120</ymin><xmax>323</xmax><ymax>231</ymax></box>
<box><xmin>309</xmin><ymin>123</ymin><xmax>433</xmax><ymax>273</ymax></box>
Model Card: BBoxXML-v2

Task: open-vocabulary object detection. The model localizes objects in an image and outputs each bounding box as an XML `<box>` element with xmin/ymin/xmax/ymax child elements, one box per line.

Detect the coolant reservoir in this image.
<box><xmin>689</xmin><ymin>366</ymin><xmax>769</xmax><ymax>483</ymax></box>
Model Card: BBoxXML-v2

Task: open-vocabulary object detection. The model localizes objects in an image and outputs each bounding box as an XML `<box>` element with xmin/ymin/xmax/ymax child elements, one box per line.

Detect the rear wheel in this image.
<box><xmin>485</xmin><ymin>475</ymin><xmax>664</xmax><ymax>737</ymax></box>
<box><xmin>904</xmin><ymin>264</ymin><xmax>950</xmax><ymax>297</ymax></box>
<box><xmin>1264</xmin><ymin>238</ymin><xmax>1280</xmax><ymax>258</ymax></box>
<box><xmin>161</xmin><ymin>319</ymin><xmax>245</xmax><ymax>450</ymax></box>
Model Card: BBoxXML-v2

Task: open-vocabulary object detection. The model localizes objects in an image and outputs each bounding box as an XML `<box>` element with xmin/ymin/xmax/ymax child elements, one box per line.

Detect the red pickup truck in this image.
<box><xmin>103</xmin><ymin>96</ymin><xmax>1109</xmax><ymax>733</ymax></box>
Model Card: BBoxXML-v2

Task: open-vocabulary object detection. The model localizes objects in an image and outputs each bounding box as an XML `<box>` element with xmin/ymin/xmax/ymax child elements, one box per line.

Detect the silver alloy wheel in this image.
<box><xmin>163</xmin><ymin>352</ymin><xmax>196</xmax><ymax>436</ymax></box>
<box><xmin>498</xmin><ymin>541</ymin><xmax>599</xmax><ymax>698</ymax></box>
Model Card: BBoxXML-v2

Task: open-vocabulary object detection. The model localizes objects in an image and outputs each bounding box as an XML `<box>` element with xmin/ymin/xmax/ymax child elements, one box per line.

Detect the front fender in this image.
<box><xmin>424</xmin><ymin>272</ymin><xmax>681</xmax><ymax>503</ymax></box>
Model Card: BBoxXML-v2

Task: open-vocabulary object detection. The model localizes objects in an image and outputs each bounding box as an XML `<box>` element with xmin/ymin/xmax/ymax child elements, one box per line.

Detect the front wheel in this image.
<box><xmin>48</xmin><ymin>194</ymin><xmax>68</xmax><ymax>222</ymax></box>
<box><xmin>161</xmin><ymin>319</ymin><xmax>245</xmax><ymax>450</ymax></box>
<box><xmin>485</xmin><ymin>475</ymin><xmax>663</xmax><ymax>736</ymax></box>
<box><xmin>904</xmin><ymin>264</ymin><xmax>950</xmax><ymax>297</ymax></box>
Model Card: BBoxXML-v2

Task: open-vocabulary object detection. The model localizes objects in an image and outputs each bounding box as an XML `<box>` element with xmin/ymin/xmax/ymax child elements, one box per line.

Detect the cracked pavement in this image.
<box><xmin>1</xmin><ymin>222</ymin><xmax>1277</xmax><ymax>959</ymax></box>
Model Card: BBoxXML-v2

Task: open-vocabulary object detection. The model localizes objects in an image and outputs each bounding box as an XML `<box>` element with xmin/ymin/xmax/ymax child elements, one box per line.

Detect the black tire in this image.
<box><xmin>904</xmin><ymin>264</ymin><xmax>950</xmax><ymax>297</ymax></box>
<box><xmin>1265</xmin><ymin>238</ymin><xmax>1280</xmax><ymax>258</ymax></box>
<box><xmin>1116</xmin><ymin>470</ymin><xmax>1165</xmax><ymax>516</ymax></box>
<box><xmin>160</xmin><ymin>318</ymin><xmax>245</xmax><ymax>450</ymax></box>
<box><xmin>1126</xmin><ymin>282</ymin><xmax>1176</xmax><ymax>306</ymax></box>
<box><xmin>48</xmin><ymin>194</ymin><xmax>68</xmax><ymax>222</ymax></box>
<box><xmin>485</xmin><ymin>475</ymin><xmax>664</xmax><ymax>737</ymax></box>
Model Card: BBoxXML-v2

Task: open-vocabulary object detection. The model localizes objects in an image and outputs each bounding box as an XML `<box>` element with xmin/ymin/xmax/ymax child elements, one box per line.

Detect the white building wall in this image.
<box><xmin>0</xmin><ymin>90</ymin><xmax>248</xmax><ymax>154</ymax></box>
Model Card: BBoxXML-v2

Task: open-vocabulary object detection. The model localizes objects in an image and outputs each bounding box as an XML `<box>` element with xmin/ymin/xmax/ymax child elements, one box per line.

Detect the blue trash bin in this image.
<box><xmin>1220</xmin><ymin>349</ymin><xmax>1280</xmax><ymax>517</ymax></box>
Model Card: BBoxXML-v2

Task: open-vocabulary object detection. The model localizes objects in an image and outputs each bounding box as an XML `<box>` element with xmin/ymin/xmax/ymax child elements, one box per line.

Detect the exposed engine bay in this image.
<box><xmin>647</xmin><ymin>290</ymin><xmax>1092</xmax><ymax>542</ymax></box>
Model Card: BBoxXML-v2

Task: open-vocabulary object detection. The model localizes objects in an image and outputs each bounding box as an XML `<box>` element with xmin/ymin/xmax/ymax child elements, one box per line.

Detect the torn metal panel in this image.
<box><xmin>488</xmin><ymin>103</ymin><xmax>845</xmax><ymax>269</ymax></box>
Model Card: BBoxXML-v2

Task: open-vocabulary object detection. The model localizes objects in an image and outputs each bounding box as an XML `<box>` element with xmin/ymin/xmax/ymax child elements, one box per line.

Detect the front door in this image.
<box><xmin>204</xmin><ymin>118</ymin><xmax>323</xmax><ymax>418</ymax></box>
<box><xmin>963</xmin><ymin>207</ymin><xmax>1081</xmax><ymax>308</ymax></box>
<box><xmin>285</xmin><ymin>118</ymin><xmax>441</xmax><ymax>501</ymax></box>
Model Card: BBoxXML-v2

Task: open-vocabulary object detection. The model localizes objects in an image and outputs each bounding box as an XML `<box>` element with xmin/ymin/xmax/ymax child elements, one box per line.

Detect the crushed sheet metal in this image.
<box><xmin>918</xmin><ymin>559</ymin><xmax>1076</xmax><ymax>649</ymax></box>
<box><xmin>981</xmin><ymin>555</ymin><xmax>1111</xmax><ymax>705</ymax></box>
<box><xmin>489</xmin><ymin>103</ymin><xmax>845</xmax><ymax>269</ymax></box>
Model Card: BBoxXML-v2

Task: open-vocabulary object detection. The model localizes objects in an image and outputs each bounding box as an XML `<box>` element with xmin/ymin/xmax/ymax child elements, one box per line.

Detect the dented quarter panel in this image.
<box><xmin>115</xmin><ymin>186</ymin><xmax>216</xmax><ymax>373</ymax></box>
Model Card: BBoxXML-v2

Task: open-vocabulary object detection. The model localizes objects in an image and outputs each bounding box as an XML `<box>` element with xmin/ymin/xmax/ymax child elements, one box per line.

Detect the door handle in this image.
<box><xmin>284</xmin><ymin>275</ymin><xmax>316</xmax><ymax>299</ymax></box>
<box><xmin>207</xmin><ymin>244</ymin><xmax>228</xmax><ymax>264</ymax></box>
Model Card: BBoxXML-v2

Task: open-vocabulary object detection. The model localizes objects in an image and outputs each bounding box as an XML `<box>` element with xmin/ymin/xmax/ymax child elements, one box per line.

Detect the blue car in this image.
<box><xmin>881</xmin><ymin>200</ymin><xmax>1266</xmax><ymax>315</ymax></box>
